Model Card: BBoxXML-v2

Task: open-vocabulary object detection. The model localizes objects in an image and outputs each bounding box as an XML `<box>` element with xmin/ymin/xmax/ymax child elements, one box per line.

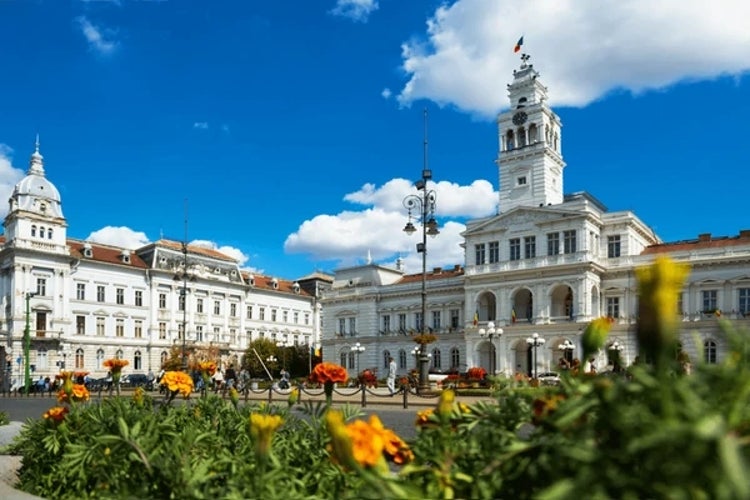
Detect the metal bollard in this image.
<box><xmin>361</xmin><ymin>386</ymin><xmax>366</xmax><ymax>408</ymax></box>
<box><xmin>402</xmin><ymin>387</ymin><xmax>408</xmax><ymax>409</ymax></box>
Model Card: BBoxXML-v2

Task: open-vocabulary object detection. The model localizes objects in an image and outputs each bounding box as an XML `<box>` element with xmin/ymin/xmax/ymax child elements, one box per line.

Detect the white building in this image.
<box><xmin>0</xmin><ymin>141</ymin><xmax>330</xmax><ymax>385</ymax></box>
<box><xmin>321</xmin><ymin>55</ymin><xmax>750</xmax><ymax>379</ymax></box>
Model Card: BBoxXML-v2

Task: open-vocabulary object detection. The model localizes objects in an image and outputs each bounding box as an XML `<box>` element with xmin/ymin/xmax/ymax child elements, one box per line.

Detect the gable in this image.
<box><xmin>463</xmin><ymin>206</ymin><xmax>587</xmax><ymax>238</ymax></box>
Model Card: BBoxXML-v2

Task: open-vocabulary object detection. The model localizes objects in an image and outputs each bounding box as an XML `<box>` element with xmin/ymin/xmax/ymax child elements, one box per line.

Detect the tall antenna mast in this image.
<box><xmin>423</xmin><ymin>108</ymin><xmax>429</xmax><ymax>173</ymax></box>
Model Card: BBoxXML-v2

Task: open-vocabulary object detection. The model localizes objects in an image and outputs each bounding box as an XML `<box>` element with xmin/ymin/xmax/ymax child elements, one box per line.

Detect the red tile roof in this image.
<box><xmin>397</xmin><ymin>265</ymin><xmax>464</xmax><ymax>284</ymax></box>
<box><xmin>240</xmin><ymin>271</ymin><xmax>312</xmax><ymax>297</ymax></box>
<box><xmin>154</xmin><ymin>239</ymin><xmax>239</xmax><ymax>262</ymax></box>
<box><xmin>68</xmin><ymin>240</ymin><xmax>149</xmax><ymax>268</ymax></box>
<box><xmin>642</xmin><ymin>231</ymin><xmax>750</xmax><ymax>255</ymax></box>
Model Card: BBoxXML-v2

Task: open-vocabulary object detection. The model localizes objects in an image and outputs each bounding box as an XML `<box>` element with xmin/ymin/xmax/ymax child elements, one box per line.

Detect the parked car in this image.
<box><xmin>120</xmin><ymin>373</ymin><xmax>153</xmax><ymax>390</ymax></box>
<box><xmin>86</xmin><ymin>377</ymin><xmax>112</xmax><ymax>391</ymax></box>
<box><xmin>537</xmin><ymin>372</ymin><xmax>561</xmax><ymax>385</ymax></box>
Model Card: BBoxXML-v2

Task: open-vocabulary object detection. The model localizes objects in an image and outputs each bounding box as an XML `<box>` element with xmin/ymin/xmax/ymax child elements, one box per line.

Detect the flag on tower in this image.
<box><xmin>473</xmin><ymin>311</ymin><xmax>479</xmax><ymax>326</ymax></box>
<box><xmin>513</xmin><ymin>36</ymin><xmax>524</xmax><ymax>53</ymax></box>
<box><xmin>511</xmin><ymin>308</ymin><xmax>517</xmax><ymax>324</ymax></box>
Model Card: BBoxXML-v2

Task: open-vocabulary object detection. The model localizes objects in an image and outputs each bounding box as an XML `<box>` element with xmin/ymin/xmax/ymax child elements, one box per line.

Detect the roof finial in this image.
<box><xmin>28</xmin><ymin>134</ymin><xmax>45</xmax><ymax>175</ymax></box>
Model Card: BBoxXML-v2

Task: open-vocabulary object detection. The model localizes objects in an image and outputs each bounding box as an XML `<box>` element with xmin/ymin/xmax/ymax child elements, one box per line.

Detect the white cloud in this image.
<box><xmin>86</xmin><ymin>226</ymin><xmax>150</xmax><ymax>249</ymax></box>
<box><xmin>0</xmin><ymin>145</ymin><xmax>26</xmax><ymax>220</ymax></box>
<box><xmin>381</xmin><ymin>88</ymin><xmax>392</xmax><ymax>99</ymax></box>
<box><xmin>330</xmin><ymin>0</ymin><xmax>379</xmax><ymax>23</ymax></box>
<box><xmin>193</xmin><ymin>122</ymin><xmax>209</xmax><ymax>130</ymax></box>
<box><xmin>76</xmin><ymin>16</ymin><xmax>118</xmax><ymax>55</ymax></box>
<box><xmin>284</xmin><ymin>178</ymin><xmax>496</xmax><ymax>270</ymax></box>
<box><xmin>190</xmin><ymin>240</ymin><xmax>249</xmax><ymax>266</ymax></box>
<box><xmin>398</xmin><ymin>0</ymin><xmax>750</xmax><ymax>116</ymax></box>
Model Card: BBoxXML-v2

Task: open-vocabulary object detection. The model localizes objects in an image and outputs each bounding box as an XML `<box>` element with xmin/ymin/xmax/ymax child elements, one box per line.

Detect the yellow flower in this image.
<box><xmin>133</xmin><ymin>387</ymin><xmax>145</xmax><ymax>406</ymax></box>
<box><xmin>636</xmin><ymin>256</ymin><xmax>690</xmax><ymax>363</ymax></box>
<box><xmin>437</xmin><ymin>388</ymin><xmax>456</xmax><ymax>418</ymax></box>
<box><xmin>288</xmin><ymin>387</ymin><xmax>299</xmax><ymax>406</ymax></box>
<box><xmin>325</xmin><ymin>410</ymin><xmax>357</xmax><ymax>469</ymax></box>
<box><xmin>249</xmin><ymin>413</ymin><xmax>284</xmax><ymax>456</ymax></box>
<box><xmin>160</xmin><ymin>371</ymin><xmax>194</xmax><ymax>398</ymax></box>
<box><xmin>229</xmin><ymin>387</ymin><xmax>239</xmax><ymax>407</ymax></box>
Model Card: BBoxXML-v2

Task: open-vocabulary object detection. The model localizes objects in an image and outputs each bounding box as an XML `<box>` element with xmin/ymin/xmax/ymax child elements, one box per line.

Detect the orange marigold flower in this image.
<box><xmin>43</xmin><ymin>406</ymin><xmax>68</xmax><ymax>423</ymax></box>
<box><xmin>345</xmin><ymin>417</ymin><xmax>385</xmax><ymax>468</ymax></box>
<box><xmin>192</xmin><ymin>361</ymin><xmax>217</xmax><ymax>376</ymax></box>
<box><xmin>532</xmin><ymin>394</ymin><xmax>566</xmax><ymax>426</ymax></box>
<box><xmin>70</xmin><ymin>384</ymin><xmax>90</xmax><ymax>403</ymax></box>
<box><xmin>310</xmin><ymin>362</ymin><xmax>348</xmax><ymax>385</ymax></box>
<box><xmin>415</xmin><ymin>408</ymin><xmax>435</xmax><ymax>427</ymax></box>
<box><xmin>102</xmin><ymin>358</ymin><xmax>129</xmax><ymax>372</ymax></box>
<box><xmin>160</xmin><ymin>371</ymin><xmax>194</xmax><ymax>398</ymax></box>
<box><xmin>57</xmin><ymin>389</ymin><xmax>69</xmax><ymax>404</ymax></box>
<box><xmin>368</xmin><ymin>416</ymin><xmax>413</xmax><ymax>464</ymax></box>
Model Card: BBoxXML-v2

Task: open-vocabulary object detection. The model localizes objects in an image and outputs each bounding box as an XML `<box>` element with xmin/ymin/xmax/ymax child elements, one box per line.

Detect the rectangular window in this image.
<box><xmin>76</xmin><ymin>283</ymin><xmax>85</xmax><ymax>301</ymax></box>
<box><xmin>96</xmin><ymin>317</ymin><xmax>105</xmax><ymax>336</ymax></box>
<box><xmin>214</xmin><ymin>300</ymin><xmax>221</xmax><ymax>315</ymax></box>
<box><xmin>134</xmin><ymin>320</ymin><xmax>142</xmax><ymax>338</ymax></box>
<box><xmin>509</xmin><ymin>238</ymin><xmax>521</xmax><ymax>261</ymax></box>
<box><xmin>271</xmin><ymin>309</ymin><xmax>277</xmax><ymax>322</ymax></box>
<box><xmin>524</xmin><ymin>236</ymin><xmax>536</xmax><ymax>259</ymax></box>
<box><xmin>304</xmin><ymin>313</ymin><xmax>310</xmax><ymax>325</ymax></box>
<box><xmin>246</xmin><ymin>305</ymin><xmax>252</xmax><ymax>319</ymax></box>
<box><xmin>702</xmin><ymin>290</ymin><xmax>718</xmax><ymax>312</ymax></box>
<box><xmin>348</xmin><ymin>317</ymin><xmax>356</xmax><ymax>335</ymax></box>
<box><xmin>159</xmin><ymin>322</ymin><xmax>166</xmax><ymax>339</ymax></box>
<box><xmin>432</xmin><ymin>311</ymin><xmax>441</xmax><ymax>330</ymax></box>
<box><xmin>415</xmin><ymin>312</ymin><xmax>423</xmax><ymax>332</ymax></box>
<box><xmin>135</xmin><ymin>290</ymin><xmax>143</xmax><ymax>307</ymax></box>
<box><xmin>740</xmin><ymin>288</ymin><xmax>750</xmax><ymax>315</ymax></box>
<box><xmin>547</xmin><ymin>232</ymin><xmax>560</xmax><ymax>255</ymax></box>
<box><xmin>197</xmin><ymin>298</ymin><xmax>204</xmax><ymax>313</ymax></box>
<box><xmin>36</xmin><ymin>278</ymin><xmax>47</xmax><ymax>296</ymax></box>
<box><xmin>607</xmin><ymin>297</ymin><xmax>620</xmax><ymax>319</ymax></box>
<box><xmin>488</xmin><ymin>241</ymin><xmax>499</xmax><ymax>264</ymax></box>
<box><xmin>76</xmin><ymin>315</ymin><xmax>85</xmax><ymax>335</ymax></box>
<box><xmin>97</xmin><ymin>285</ymin><xmax>105</xmax><ymax>303</ymax></box>
<box><xmin>282</xmin><ymin>310</ymin><xmax>288</xmax><ymax>323</ymax></box>
<box><xmin>607</xmin><ymin>235</ymin><xmax>621</xmax><ymax>258</ymax></box>
<box><xmin>159</xmin><ymin>293</ymin><xmax>166</xmax><ymax>309</ymax></box>
<box><xmin>178</xmin><ymin>293</ymin><xmax>186</xmax><ymax>311</ymax></box>
<box><xmin>196</xmin><ymin>325</ymin><xmax>204</xmax><ymax>342</ymax></box>
<box><xmin>294</xmin><ymin>312</ymin><xmax>299</xmax><ymax>324</ymax></box>
<box><xmin>398</xmin><ymin>314</ymin><xmax>407</xmax><ymax>332</ymax></box>
<box><xmin>116</xmin><ymin>288</ymin><xmax>124</xmax><ymax>305</ymax></box>
<box><xmin>259</xmin><ymin>308</ymin><xmax>265</xmax><ymax>320</ymax></box>
<box><xmin>474</xmin><ymin>243</ymin><xmax>486</xmax><ymax>265</ymax></box>
<box><xmin>115</xmin><ymin>319</ymin><xmax>124</xmax><ymax>337</ymax></box>
<box><xmin>338</xmin><ymin>318</ymin><xmax>346</xmax><ymax>335</ymax></box>
<box><xmin>230</xmin><ymin>303</ymin><xmax>237</xmax><ymax>317</ymax></box>
<box><xmin>563</xmin><ymin>230</ymin><xmax>577</xmax><ymax>253</ymax></box>
<box><xmin>450</xmin><ymin>309</ymin><xmax>460</xmax><ymax>328</ymax></box>
<box><xmin>230</xmin><ymin>329</ymin><xmax>236</xmax><ymax>344</ymax></box>
<box><xmin>178</xmin><ymin>323</ymin><xmax>185</xmax><ymax>340</ymax></box>
<box><xmin>382</xmin><ymin>315</ymin><xmax>391</xmax><ymax>333</ymax></box>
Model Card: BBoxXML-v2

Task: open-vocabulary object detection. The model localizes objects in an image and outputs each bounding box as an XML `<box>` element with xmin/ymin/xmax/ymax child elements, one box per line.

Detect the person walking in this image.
<box><xmin>387</xmin><ymin>356</ymin><xmax>397</xmax><ymax>396</ymax></box>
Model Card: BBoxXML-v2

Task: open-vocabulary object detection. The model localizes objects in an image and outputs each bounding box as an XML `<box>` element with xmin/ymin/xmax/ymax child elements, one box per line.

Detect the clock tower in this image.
<box><xmin>496</xmin><ymin>54</ymin><xmax>566</xmax><ymax>212</ymax></box>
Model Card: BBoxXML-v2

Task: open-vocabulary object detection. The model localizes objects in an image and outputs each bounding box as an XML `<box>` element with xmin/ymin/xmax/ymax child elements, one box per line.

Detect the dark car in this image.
<box><xmin>120</xmin><ymin>373</ymin><xmax>154</xmax><ymax>390</ymax></box>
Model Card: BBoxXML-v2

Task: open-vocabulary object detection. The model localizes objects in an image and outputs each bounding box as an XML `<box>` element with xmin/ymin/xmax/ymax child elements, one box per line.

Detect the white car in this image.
<box><xmin>537</xmin><ymin>372</ymin><xmax>561</xmax><ymax>385</ymax></box>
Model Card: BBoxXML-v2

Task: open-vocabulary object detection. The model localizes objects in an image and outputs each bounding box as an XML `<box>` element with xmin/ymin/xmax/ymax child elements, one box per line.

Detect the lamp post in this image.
<box><xmin>558</xmin><ymin>339</ymin><xmax>575</xmax><ymax>369</ymax></box>
<box><xmin>526</xmin><ymin>332</ymin><xmax>546</xmax><ymax>379</ymax></box>
<box><xmin>403</xmin><ymin>110</ymin><xmax>440</xmax><ymax>392</ymax></box>
<box><xmin>180</xmin><ymin>241</ymin><xmax>189</xmax><ymax>371</ymax></box>
<box><xmin>478</xmin><ymin>321</ymin><xmax>503</xmax><ymax>375</ymax></box>
<box><xmin>609</xmin><ymin>340</ymin><xmax>624</xmax><ymax>373</ymax></box>
<box><xmin>23</xmin><ymin>291</ymin><xmax>37</xmax><ymax>395</ymax></box>
<box><xmin>351</xmin><ymin>342</ymin><xmax>365</xmax><ymax>374</ymax></box>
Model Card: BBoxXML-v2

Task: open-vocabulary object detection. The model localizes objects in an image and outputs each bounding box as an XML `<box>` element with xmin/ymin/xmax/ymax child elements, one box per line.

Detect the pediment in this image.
<box><xmin>463</xmin><ymin>206</ymin><xmax>586</xmax><ymax>237</ymax></box>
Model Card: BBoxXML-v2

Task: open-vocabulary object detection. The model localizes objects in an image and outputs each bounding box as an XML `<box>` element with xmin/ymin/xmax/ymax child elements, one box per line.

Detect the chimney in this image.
<box><xmin>698</xmin><ymin>233</ymin><xmax>711</xmax><ymax>242</ymax></box>
<box><xmin>432</xmin><ymin>267</ymin><xmax>442</xmax><ymax>274</ymax></box>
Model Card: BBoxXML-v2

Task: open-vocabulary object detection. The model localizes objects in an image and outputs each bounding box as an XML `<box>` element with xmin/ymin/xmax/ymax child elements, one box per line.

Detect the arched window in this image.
<box><xmin>518</xmin><ymin>127</ymin><xmax>527</xmax><ymax>147</ymax></box>
<box><xmin>383</xmin><ymin>350</ymin><xmax>391</xmax><ymax>369</ymax></box>
<box><xmin>31</xmin><ymin>225</ymin><xmax>36</xmax><ymax>237</ymax></box>
<box><xmin>506</xmin><ymin>130</ymin><xmax>515</xmax><ymax>151</ymax></box>
<box><xmin>704</xmin><ymin>340</ymin><xmax>717</xmax><ymax>364</ymax></box>
<box><xmin>160</xmin><ymin>351</ymin><xmax>168</xmax><ymax>367</ymax></box>
<box><xmin>398</xmin><ymin>349</ymin><xmax>407</xmax><ymax>370</ymax></box>
<box><xmin>450</xmin><ymin>347</ymin><xmax>460</xmax><ymax>370</ymax></box>
<box><xmin>431</xmin><ymin>348</ymin><xmax>442</xmax><ymax>370</ymax></box>
<box><xmin>75</xmin><ymin>348</ymin><xmax>84</xmax><ymax>369</ymax></box>
<box><xmin>134</xmin><ymin>350</ymin><xmax>142</xmax><ymax>370</ymax></box>
<box><xmin>348</xmin><ymin>351</ymin><xmax>355</xmax><ymax>369</ymax></box>
<box><xmin>340</xmin><ymin>351</ymin><xmax>347</xmax><ymax>368</ymax></box>
<box><xmin>48</xmin><ymin>228</ymin><xmax>53</xmax><ymax>239</ymax></box>
<box><xmin>96</xmin><ymin>349</ymin><xmax>104</xmax><ymax>369</ymax></box>
<box><xmin>115</xmin><ymin>349</ymin><xmax>123</xmax><ymax>360</ymax></box>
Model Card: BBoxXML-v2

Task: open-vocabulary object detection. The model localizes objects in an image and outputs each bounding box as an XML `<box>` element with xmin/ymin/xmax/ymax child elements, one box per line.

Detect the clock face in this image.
<box><xmin>512</xmin><ymin>111</ymin><xmax>528</xmax><ymax>126</ymax></box>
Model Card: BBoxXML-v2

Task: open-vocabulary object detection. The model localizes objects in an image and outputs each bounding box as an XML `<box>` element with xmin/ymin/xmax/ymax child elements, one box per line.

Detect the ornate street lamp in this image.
<box><xmin>23</xmin><ymin>291</ymin><xmax>37</xmax><ymax>395</ymax></box>
<box><xmin>558</xmin><ymin>339</ymin><xmax>575</xmax><ymax>367</ymax></box>
<box><xmin>351</xmin><ymin>342</ymin><xmax>365</xmax><ymax>374</ymax></box>
<box><xmin>403</xmin><ymin>109</ymin><xmax>440</xmax><ymax>392</ymax></box>
<box><xmin>478</xmin><ymin>321</ymin><xmax>503</xmax><ymax>375</ymax></box>
<box><xmin>526</xmin><ymin>332</ymin><xmax>546</xmax><ymax>379</ymax></box>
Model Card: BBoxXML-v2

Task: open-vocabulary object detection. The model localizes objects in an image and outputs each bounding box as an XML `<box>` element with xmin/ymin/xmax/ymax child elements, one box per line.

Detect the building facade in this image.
<box><xmin>0</xmin><ymin>142</ymin><xmax>329</xmax><ymax>387</ymax></box>
<box><xmin>321</xmin><ymin>55</ymin><xmax>750</xmax><ymax>379</ymax></box>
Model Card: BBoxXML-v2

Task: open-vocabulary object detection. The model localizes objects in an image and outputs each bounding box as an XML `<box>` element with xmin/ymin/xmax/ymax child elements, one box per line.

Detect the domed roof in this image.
<box><xmin>9</xmin><ymin>138</ymin><xmax>64</xmax><ymax>218</ymax></box>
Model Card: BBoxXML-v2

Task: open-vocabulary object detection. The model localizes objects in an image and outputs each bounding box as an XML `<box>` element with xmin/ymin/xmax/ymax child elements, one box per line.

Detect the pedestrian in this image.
<box><xmin>212</xmin><ymin>368</ymin><xmax>224</xmax><ymax>392</ymax></box>
<box><xmin>225</xmin><ymin>364</ymin><xmax>237</xmax><ymax>390</ymax></box>
<box><xmin>387</xmin><ymin>356</ymin><xmax>397</xmax><ymax>395</ymax></box>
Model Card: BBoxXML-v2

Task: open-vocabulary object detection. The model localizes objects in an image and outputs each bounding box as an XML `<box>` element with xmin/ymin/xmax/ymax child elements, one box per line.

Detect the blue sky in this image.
<box><xmin>1</xmin><ymin>0</ymin><xmax>749</xmax><ymax>280</ymax></box>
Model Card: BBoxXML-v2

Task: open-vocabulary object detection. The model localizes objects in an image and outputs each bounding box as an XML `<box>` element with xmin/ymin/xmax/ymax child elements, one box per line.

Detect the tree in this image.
<box><xmin>241</xmin><ymin>339</ymin><xmax>278</xmax><ymax>380</ymax></box>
